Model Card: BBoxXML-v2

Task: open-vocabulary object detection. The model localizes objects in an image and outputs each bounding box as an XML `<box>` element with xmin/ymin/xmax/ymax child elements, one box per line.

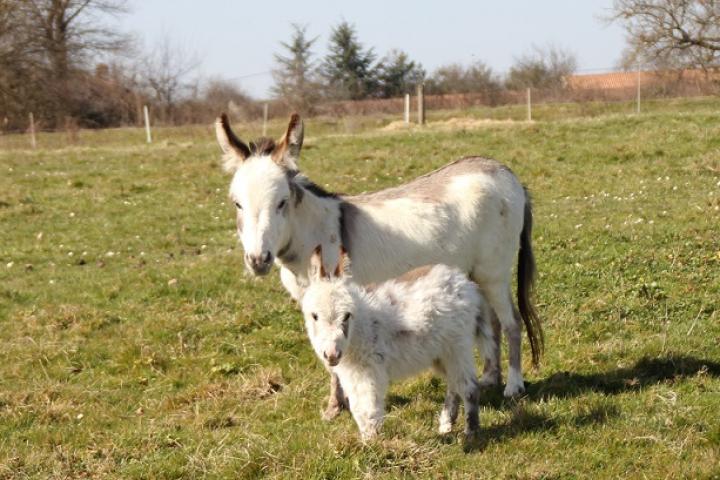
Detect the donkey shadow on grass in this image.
<box><xmin>522</xmin><ymin>354</ymin><xmax>720</xmax><ymax>402</ymax></box>
<box><xmin>388</xmin><ymin>354</ymin><xmax>720</xmax><ymax>452</ymax></box>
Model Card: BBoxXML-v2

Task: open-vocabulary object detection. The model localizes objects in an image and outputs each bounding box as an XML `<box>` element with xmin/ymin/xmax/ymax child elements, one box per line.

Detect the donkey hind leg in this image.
<box><xmin>478</xmin><ymin>308</ymin><xmax>502</xmax><ymax>388</ymax></box>
<box><xmin>438</xmin><ymin>389</ymin><xmax>461</xmax><ymax>434</ymax></box>
<box><xmin>322</xmin><ymin>372</ymin><xmax>348</xmax><ymax>421</ymax></box>
<box><xmin>463</xmin><ymin>379</ymin><xmax>482</xmax><ymax>438</ymax></box>
<box><xmin>451</xmin><ymin>368</ymin><xmax>481</xmax><ymax>438</ymax></box>
<box><xmin>484</xmin><ymin>282</ymin><xmax>525</xmax><ymax>397</ymax></box>
<box><xmin>445</xmin><ymin>350</ymin><xmax>482</xmax><ymax>438</ymax></box>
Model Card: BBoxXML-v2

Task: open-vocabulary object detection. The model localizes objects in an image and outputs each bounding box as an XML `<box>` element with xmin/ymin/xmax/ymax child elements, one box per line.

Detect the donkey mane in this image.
<box><xmin>249</xmin><ymin>137</ymin><xmax>277</xmax><ymax>156</ymax></box>
<box><xmin>293</xmin><ymin>175</ymin><xmax>340</xmax><ymax>199</ymax></box>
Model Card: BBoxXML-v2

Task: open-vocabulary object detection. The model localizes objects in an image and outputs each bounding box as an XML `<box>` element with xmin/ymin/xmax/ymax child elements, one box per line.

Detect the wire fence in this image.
<box><xmin>2</xmin><ymin>68</ymin><xmax>719</xmax><ymax>151</ymax></box>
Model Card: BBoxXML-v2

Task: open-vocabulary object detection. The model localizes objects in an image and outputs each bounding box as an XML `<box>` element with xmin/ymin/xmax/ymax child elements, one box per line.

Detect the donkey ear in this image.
<box><xmin>334</xmin><ymin>246</ymin><xmax>352</xmax><ymax>278</ymax></box>
<box><xmin>309</xmin><ymin>245</ymin><xmax>327</xmax><ymax>282</ymax></box>
<box><xmin>272</xmin><ymin>113</ymin><xmax>304</xmax><ymax>171</ymax></box>
<box><xmin>215</xmin><ymin>113</ymin><xmax>251</xmax><ymax>173</ymax></box>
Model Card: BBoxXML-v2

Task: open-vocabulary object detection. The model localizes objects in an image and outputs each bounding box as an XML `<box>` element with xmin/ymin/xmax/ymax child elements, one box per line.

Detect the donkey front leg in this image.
<box><xmin>478</xmin><ymin>309</ymin><xmax>502</xmax><ymax>388</ymax></box>
<box><xmin>346</xmin><ymin>375</ymin><xmax>386</xmax><ymax>441</ymax></box>
<box><xmin>322</xmin><ymin>372</ymin><xmax>348</xmax><ymax>421</ymax></box>
<box><xmin>279</xmin><ymin>267</ymin><xmax>304</xmax><ymax>302</ymax></box>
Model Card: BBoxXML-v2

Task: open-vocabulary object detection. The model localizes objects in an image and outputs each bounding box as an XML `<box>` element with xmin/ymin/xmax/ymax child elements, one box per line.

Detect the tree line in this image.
<box><xmin>1</xmin><ymin>0</ymin><xmax>717</xmax><ymax>130</ymax></box>
<box><xmin>0</xmin><ymin>0</ymin><xmax>258</xmax><ymax>130</ymax></box>
<box><xmin>271</xmin><ymin>22</ymin><xmax>578</xmax><ymax>114</ymax></box>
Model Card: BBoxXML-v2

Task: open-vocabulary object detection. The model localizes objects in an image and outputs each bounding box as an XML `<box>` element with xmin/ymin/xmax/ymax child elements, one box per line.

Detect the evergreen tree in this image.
<box><xmin>376</xmin><ymin>49</ymin><xmax>425</xmax><ymax>98</ymax></box>
<box><xmin>320</xmin><ymin>21</ymin><xmax>378</xmax><ymax>100</ymax></box>
<box><xmin>271</xmin><ymin>24</ymin><xmax>319</xmax><ymax>113</ymax></box>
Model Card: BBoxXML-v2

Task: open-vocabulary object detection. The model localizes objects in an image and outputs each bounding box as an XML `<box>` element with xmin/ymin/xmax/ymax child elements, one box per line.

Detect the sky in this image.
<box><xmin>118</xmin><ymin>0</ymin><xmax>627</xmax><ymax>99</ymax></box>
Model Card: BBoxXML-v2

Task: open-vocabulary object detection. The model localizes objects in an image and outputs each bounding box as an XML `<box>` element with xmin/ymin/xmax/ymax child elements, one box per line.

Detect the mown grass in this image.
<box><xmin>1</xmin><ymin>99</ymin><xmax>719</xmax><ymax>479</ymax></box>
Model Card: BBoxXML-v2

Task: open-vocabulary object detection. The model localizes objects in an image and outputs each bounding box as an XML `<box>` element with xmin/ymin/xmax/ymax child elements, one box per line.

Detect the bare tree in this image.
<box><xmin>203</xmin><ymin>78</ymin><xmax>258</xmax><ymax>121</ymax></box>
<box><xmin>426</xmin><ymin>61</ymin><xmax>500</xmax><ymax>95</ymax></box>
<box><xmin>139</xmin><ymin>36</ymin><xmax>200</xmax><ymax>123</ymax></box>
<box><xmin>19</xmin><ymin>0</ymin><xmax>129</xmax><ymax>75</ymax></box>
<box><xmin>505</xmin><ymin>45</ymin><xmax>577</xmax><ymax>90</ymax></box>
<box><xmin>0</xmin><ymin>0</ymin><xmax>131</xmax><ymax>127</ymax></box>
<box><xmin>0</xmin><ymin>2</ymin><xmax>35</xmax><ymax>127</ymax></box>
<box><xmin>19</xmin><ymin>0</ymin><xmax>130</xmax><ymax>121</ymax></box>
<box><xmin>611</xmin><ymin>0</ymin><xmax>720</xmax><ymax>70</ymax></box>
<box><xmin>0</xmin><ymin>2</ymin><xmax>28</xmax><ymax>67</ymax></box>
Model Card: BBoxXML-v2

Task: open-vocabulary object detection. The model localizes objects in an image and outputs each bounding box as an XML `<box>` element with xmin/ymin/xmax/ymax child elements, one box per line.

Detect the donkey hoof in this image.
<box><xmin>438</xmin><ymin>422</ymin><xmax>453</xmax><ymax>435</ymax></box>
<box><xmin>462</xmin><ymin>430</ymin><xmax>483</xmax><ymax>452</ymax></box>
<box><xmin>478</xmin><ymin>373</ymin><xmax>501</xmax><ymax>388</ymax></box>
<box><xmin>321</xmin><ymin>405</ymin><xmax>342</xmax><ymax>421</ymax></box>
<box><xmin>503</xmin><ymin>382</ymin><xmax>526</xmax><ymax>398</ymax></box>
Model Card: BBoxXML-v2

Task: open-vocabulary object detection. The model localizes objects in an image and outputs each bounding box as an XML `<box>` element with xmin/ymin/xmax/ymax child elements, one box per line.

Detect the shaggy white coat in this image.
<box><xmin>302</xmin><ymin>260</ymin><xmax>493</xmax><ymax>440</ymax></box>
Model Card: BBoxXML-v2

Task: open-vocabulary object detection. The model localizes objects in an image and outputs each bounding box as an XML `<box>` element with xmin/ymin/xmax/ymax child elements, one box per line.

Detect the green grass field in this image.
<box><xmin>1</xmin><ymin>99</ymin><xmax>719</xmax><ymax>479</ymax></box>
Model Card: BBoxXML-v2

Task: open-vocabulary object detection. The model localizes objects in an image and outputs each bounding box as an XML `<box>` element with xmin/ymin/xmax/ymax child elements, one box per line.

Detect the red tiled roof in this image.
<box><xmin>565</xmin><ymin>68</ymin><xmax>720</xmax><ymax>90</ymax></box>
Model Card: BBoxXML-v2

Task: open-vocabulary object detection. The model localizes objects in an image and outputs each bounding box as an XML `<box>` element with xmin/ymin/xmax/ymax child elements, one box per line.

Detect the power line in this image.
<box><xmin>227</xmin><ymin>70</ymin><xmax>272</xmax><ymax>81</ymax></box>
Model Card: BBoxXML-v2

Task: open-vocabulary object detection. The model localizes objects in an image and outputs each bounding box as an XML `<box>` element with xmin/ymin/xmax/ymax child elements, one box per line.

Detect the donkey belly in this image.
<box><xmin>384</xmin><ymin>327</ymin><xmax>475</xmax><ymax>382</ymax></box>
<box><xmin>384</xmin><ymin>337</ymin><xmax>442</xmax><ymax>381</ymax></box>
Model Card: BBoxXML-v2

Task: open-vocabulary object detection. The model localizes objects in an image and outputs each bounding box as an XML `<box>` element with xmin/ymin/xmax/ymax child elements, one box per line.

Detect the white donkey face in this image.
<box><xmin>216</xmin><ymin>113</ymin><xmax>304</xmax><ymax>275</ymax></box>
<box><xmin>302</xmin><ymin>245</ymin><xmax>354</xmax><ymax>367</ymax></box>
<box><xmin>302</xmin><ymin>279</ymin><xmax>355</xmax><ymax>367</ymax></box>
<box><xmin>230</xmin><ymin>159</ymin><xmax>292</xmax><ymax>275</ymax></box>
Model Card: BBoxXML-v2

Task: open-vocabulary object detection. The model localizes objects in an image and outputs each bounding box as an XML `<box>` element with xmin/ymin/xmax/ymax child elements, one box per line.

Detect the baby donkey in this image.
<box><xmin>301</xmin><ymin>246</ymin><xmax>495</xmax><ymax>441</ymax></box>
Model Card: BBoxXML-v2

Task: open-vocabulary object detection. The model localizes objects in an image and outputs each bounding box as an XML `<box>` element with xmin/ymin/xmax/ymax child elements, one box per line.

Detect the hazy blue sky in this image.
<box><xmin>119</xmin><ymin>0</ymin><xmax>627</xmax><ymax>99</ymax></box>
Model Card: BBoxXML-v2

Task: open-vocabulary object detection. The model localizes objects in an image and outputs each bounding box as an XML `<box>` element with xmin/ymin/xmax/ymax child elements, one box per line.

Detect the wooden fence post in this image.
<box><xmin>404</xmin><ymin>94</ymin><xmax>410</xmax><ymax>124</ymax></box>
<box><xmin>143</xmin><ymin>105</ymin><xmax>152</xmax><ymax>143</ymax></box>
<box><xmin>636</xmin><ymin>64</ymin><xmax>641</xmax><ymax>114</ymax></box>
<box><xmin>417</xmin><ymin>84</ymin><xmax>425</xmax><ymax>125</ymax></box>
<box><xmin>526</xmin><ymin>88</ymin><xmax>532</xmax><ymax>122</ymax></box>
<box><xmin>28</xmin><ymin>112</ymin><xmax>37</xmax><ymax>149</ymax></box>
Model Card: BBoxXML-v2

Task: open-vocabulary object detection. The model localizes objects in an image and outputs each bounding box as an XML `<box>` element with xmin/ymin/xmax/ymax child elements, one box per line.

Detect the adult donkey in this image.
<box><xmin>216</xmin><ymin>113</ymin><xmax>543</xmax><ymax>419</ymax></box>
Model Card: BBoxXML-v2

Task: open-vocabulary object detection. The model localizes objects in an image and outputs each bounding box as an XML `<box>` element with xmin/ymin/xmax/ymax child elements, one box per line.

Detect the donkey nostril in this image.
<box><xmin>323</xmin><ymin>352</ymin><xmax>328</xmax><ymax>360</ymax></box>
<box><xmin>262</xmin><ymin>252</ymin><xmax>272</xmax><ymax>263</ymax></box>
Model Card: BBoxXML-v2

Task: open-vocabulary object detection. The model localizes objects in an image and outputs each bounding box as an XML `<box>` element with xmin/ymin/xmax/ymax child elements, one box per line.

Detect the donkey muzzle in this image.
<box><xmin>323</xmin><ymin>350</ymin><xmax>342</xmax><ymax>367</ymax></box>
<box><xmin>245</xmin><ymin>251</ymin><xmax>273</xmax><ymax>275</ymax></box>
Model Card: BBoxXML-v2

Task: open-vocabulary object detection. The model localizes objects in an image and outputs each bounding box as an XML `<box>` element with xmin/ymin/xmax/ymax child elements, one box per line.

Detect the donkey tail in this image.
<box><xmin>518</xmin><ymin>187</ymin><xmax>544</xmax><ymax>367</ymax></box>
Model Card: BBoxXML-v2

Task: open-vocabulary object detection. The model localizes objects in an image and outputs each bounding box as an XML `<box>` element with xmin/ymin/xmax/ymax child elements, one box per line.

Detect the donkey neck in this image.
<box><xmin>279</xmin><ymin>182</ymin><xmax>342</xmax><ymax>278</ymax></box>
<box><xmin>344</xmin><ymin>291</ymin><xmax>386</xmax><ymax>366</ymax></box>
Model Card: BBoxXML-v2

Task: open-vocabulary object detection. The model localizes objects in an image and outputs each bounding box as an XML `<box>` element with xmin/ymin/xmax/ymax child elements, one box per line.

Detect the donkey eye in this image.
<box><xmin>341</xmin><ymin>313</ymin><xmax>351</xmax><ymax>336</ymax></box>
<box><xmin>311</xmin><ymin>312</ymin><xmax>318</xmax><ymax>321</ymax></box>
<box><xmin>234</xmin><ymin>201</ymin><xmax>242</xmax><ymax>210</ymax></box>
<box><xmin>277</xmin><ymin>199</ymin><xmax>287</xmax><ymax>211</ymax></box>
